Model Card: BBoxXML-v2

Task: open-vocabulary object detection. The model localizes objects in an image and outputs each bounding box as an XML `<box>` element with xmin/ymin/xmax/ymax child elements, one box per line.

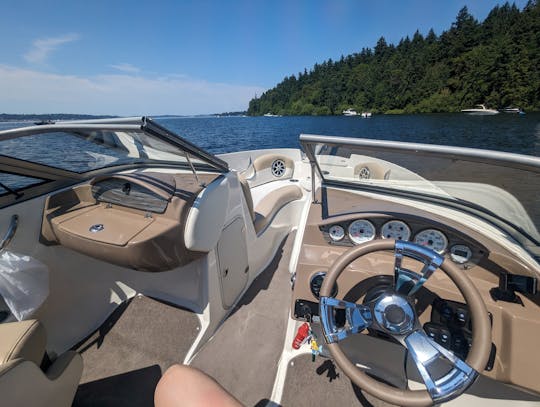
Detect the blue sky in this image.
<box><xmin>0</xmin><ymin>0</ymin><xmax>529</xmax><ymax>115</ymax></box>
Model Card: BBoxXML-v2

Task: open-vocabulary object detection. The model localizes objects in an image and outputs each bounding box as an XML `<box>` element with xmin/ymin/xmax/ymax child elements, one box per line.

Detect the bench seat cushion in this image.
<box><xmin>254</xmin><ymin>185</ymin><xmax>302</xmax><ymax>234</ymax></box>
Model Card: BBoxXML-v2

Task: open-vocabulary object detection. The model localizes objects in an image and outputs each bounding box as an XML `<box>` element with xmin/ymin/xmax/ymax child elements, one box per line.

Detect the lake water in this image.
<box><xmin>1</xmin><ymin>113</ymin><xmax>539</xmax><ymax>156</ymax></box>
<box><xmin>158</xmin><ymin>113</ymin><xmax>540</xmax><ymax>157</ymax></box>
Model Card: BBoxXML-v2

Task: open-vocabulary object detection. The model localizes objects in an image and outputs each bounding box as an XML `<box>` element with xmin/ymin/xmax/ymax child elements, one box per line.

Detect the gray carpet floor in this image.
<box><xmin>73</xmin><ymin>295</ymin><xmax>199</xmax><ymax>407</ymax></box>
<box><xmin>280</xmin><ymin>354</ymin><xmax>398</xmax><ymax>407</ymax></box>
<box><xmin>191</xmin><ymin>233</ymin><xmax>295</xmax><ymax>407</ymax></box>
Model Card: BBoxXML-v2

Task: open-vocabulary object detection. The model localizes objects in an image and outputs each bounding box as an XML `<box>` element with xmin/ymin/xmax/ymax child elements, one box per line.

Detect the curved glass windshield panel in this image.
<box><xmin>0</xmin><ymin>130</ymin><xmax>210</xmax><ymax>173</ymax></box>
<box><xmin>302</xmin><ymin>137</ymin><xmax>540</xmax><ymax>245</ymax></box>
<box><xmin>0</xmin><ymin>118</ymin><xmax>229</xmax><ymax>175</ymax></box>
<box><xmin>0</xmin><ymin>172</ymin><xmax>47</xmax><ymax>195</ymax></box>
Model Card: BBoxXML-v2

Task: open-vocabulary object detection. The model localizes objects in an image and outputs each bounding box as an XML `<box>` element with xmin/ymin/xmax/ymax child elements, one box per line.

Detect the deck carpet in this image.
<box><xmin>280</xmin><ymin>354</ymin><xmax>398</xmax><ymax>407</ymax></box>
<box><xmin>191</xmin><ymin>233</ymin><xmax>295</xmax><ymax>407</ymax></box>
<box><xmin>73</xmin><ymin>295</ymin><xmax>199</xmax><ymax>407</ymax></box>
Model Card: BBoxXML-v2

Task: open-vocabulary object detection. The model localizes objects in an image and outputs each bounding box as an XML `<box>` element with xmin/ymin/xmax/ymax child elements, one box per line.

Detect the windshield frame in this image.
<box><xmin>0</xmin><ymin>117</ymin><xmax>229</xmax><ymax>209</ymax></box>
<box><xmin>0</xmin><ymin>116</ymin><xmax>229</xmax><ymax>174</ymax></box>
<box><xmin>300</xmin><ymin>134</ymin><xmax>540</xmax><ymax>248</ymax></box>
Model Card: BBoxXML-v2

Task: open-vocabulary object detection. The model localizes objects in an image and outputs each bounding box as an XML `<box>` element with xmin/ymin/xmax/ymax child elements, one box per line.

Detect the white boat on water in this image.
<box><xmin>361</xmin><ymin>112</ymin><xmax>372</xmax><ymax>118</ymax></box>
<box><xmin>501</xmin><ymin>107</ymin><xmax>525</xmax><ymax>114</ymax></box>
<box><xmin>0</xmin><ymin>117</ymin><xmax>539</xmax><ymax>407</ymax></box>
<box><xmin>342</xmin><ymin>108</ymin><xmax>358</xmax><ymax>116</ymax></box>
<box><xmin>263</xmin><ymin>112</ymin><xmax>280</xmax><ymax>117</ymax></box>
<box><xmin>461</xmin><ymin>104</ymin><xmax>499</xmax><ymax>115</ymax></box>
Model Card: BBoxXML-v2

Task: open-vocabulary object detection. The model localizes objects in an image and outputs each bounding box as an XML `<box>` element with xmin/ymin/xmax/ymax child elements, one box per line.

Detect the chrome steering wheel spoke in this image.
<box><xmin>319</xmin><ymin>297</ymin><xmax>372</xmax><ymax>343</ymax></box>
<box><xmin>394</xmin><ymin>241</ymin><xmax>444</xmax><ymax>296</ymax></box>
<box><xmin>403</xmin><ymin>329</ymin><xmax>478</xmax><ymax>403</ymax></box>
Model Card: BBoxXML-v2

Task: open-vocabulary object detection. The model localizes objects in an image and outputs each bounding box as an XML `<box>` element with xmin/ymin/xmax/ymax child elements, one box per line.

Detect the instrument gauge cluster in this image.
<box><xmin>322</xmin><ymin>216</ymin><xmax>483</xmax><ymax>268</ymax></box>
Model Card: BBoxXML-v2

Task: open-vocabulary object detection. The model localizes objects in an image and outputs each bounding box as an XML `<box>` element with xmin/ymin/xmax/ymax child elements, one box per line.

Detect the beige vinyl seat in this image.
<box><xmin>0</xmin><ymin>319</ymin><xmax>83</xmax><ymax>407</ymax></box>
<box><xmin>238</xmin><ymin>175</ymin><xmax>303</xmax><ymax>235</ymax></box>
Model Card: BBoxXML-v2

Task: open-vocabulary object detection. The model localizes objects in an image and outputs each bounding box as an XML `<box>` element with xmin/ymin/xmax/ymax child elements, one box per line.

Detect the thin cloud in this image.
<box><xmin>110</xmin><ymin>63</ymin><xmax>140</xmax><ymax>73</ymax></box>
<box><xmin>24</xmin><ymin>33</ymin><xmax>80</xmax><ymax>64</ymax></box>
<box><xmin>0</xmin><ymin>65</ymin><xmax>265</xmax><ymax>115</ymax></box>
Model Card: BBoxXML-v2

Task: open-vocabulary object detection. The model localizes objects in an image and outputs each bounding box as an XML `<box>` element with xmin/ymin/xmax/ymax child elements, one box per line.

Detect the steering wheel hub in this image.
<box><xmin>373</xmin><ymin>294</ymin><xmax>415</xmax><ymax>335</ymax></box>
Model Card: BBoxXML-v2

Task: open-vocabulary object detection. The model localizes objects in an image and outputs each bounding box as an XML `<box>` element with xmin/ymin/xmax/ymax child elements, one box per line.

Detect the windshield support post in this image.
<box><xmin>186</xmin><ymin>153</ymin><xmax>205</xmax><ymax>187</ymax></box>
<box><xmin>310</xmin><ymin>161</ymin><xmax>318</xmax><ymax>204</ymax></box>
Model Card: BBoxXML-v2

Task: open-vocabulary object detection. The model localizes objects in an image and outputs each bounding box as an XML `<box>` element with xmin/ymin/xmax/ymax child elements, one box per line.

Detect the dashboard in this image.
<box><xmin>320</xmin><ymin>215</ymin><xmax>486</xmax><ymax>269</ymax></box>
<box><xmin>292</xmin><ymin>188</ymin><xmax>540</xmax><ymax>394</ymax></box>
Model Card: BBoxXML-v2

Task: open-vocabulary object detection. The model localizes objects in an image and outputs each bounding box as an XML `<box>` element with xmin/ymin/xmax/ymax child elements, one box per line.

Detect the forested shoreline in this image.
<box><xmin>248</xmin><ymin>2</ymin><xmax>539</xmax><ymax>116</ymax></box>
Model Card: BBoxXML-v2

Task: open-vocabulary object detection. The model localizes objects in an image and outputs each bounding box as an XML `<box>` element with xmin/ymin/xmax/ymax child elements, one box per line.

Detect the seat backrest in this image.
<box><xmin>238</xmin><ymin>174</ymin><xmax>255</xmax><ymax>222</ymax></box>
<box><xmin>0</xmin><ymin>320</ymin><xmax>83</xmax><ymax>407</ymax></box>
<box><xmin>0</xmin><ymin>319</ymin><xmax>46</xmax><ymax>366</ymax></box>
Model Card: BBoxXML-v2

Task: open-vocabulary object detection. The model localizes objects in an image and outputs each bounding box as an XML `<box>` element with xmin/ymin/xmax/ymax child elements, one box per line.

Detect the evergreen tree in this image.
<box><xmin>248</xmin><ymin>3</ymin><xmax>540</xmax><ymax>115</ymax></box>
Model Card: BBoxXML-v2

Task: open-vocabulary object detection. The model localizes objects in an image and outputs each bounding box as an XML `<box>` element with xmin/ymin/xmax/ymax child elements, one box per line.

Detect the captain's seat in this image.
<box><xmin>0</xmin><ymin>320</ymin><xmax>83</xmax><ymax>407</ymax></box>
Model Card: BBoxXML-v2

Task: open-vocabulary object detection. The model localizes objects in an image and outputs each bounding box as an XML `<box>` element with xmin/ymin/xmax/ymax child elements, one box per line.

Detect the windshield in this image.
<box><xmin>0</xmin><ymin>118</ymin><xmax>228</xmax><ymax>175</ymax></box>
<box><xmin>300</xmin><ymin>135</ymin><xmax>540</xmax><ymax>245</ymax></box>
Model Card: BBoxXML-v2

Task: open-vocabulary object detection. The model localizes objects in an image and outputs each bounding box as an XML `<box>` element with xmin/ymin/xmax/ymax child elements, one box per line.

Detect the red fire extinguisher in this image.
<box><xmin>292</xmin><ymin>322</ymin><xmax>310</xmax><ymax>349</ymax></box>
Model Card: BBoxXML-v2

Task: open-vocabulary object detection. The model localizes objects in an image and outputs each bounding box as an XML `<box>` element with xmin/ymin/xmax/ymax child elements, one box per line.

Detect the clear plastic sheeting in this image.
<box><xmin>0</xmin><ymin>251</ymin><xmax>49</xmax><ymax>321</ymax></box>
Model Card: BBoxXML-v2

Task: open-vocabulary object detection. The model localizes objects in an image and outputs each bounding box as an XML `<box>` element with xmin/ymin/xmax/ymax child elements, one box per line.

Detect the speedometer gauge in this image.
<box><xmin>348</xmin><ymin>220</ymin><xmax>376</xmax><ymax>245</ymax></box>
<box><xmin>328</xmin><ymin>225</ymin><xmax>345</xmax><ymax>241</ymax></box>
<box><xmin>414</xmin><ymin>229</ymin><xmax>448</xmax><ymax>254</ymax></box>
<box><xmin>381</xmin><ymin>220</ymin><xmax>411</xmax><ymax>241</ymax></box>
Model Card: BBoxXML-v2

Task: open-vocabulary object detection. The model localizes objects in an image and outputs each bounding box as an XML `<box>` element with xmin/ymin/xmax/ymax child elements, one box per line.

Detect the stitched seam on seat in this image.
<box><xmin>4</xmin><ymin>321</ymin><xmax>39</xmax><ymax>363</ymax></box>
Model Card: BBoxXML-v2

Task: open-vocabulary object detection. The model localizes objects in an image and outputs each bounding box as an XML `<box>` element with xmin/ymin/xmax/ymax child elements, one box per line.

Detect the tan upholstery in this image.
<box><xmin>0</xmin><ymin>320</ymin><xmax>83</xmax><ymax>407</ymax></box>
<box><xmin>254</xmin><ymin>185</ymin><xmax>302</xmax><ymax>234</ymax></box>
<box><xmin>0</xmin><ymin>320</ymin><xmax>46</xmax><ymax>366</ymax></box>
<box><xmin>238</xmin><ymin>174</ymin><xmax>255</xmax><ymax>221</ymax></box>
<box><xmin>0</xmin><ymin>353</ymin><xmax>83</xmax><ymax>407</ymax></box>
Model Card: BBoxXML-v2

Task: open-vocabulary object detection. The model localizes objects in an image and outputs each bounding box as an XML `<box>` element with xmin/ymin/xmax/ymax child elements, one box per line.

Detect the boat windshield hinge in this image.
<box><xmin>186</xmin><ymin>153</ymin><xmax>205</xmax><ymax>187</ymax></box>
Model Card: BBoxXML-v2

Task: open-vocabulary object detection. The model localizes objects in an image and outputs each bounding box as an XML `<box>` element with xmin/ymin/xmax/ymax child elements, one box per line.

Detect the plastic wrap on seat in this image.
<box><xmin>0</xmin><ymin>251</ymin><xmax>49</xmax><ymax>321</ymax></box>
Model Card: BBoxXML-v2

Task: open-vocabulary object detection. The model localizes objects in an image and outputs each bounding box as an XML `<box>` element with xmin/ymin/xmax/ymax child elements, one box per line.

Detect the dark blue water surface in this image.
<box><xmin>155</xmin><ymin>113</ymin><xmax>540</xmax><ymax>157</ymax></box>
<box><xmin>1</xmin><ymin>113</ymin><xmax>539</xmax><ymax>156</ymax></box>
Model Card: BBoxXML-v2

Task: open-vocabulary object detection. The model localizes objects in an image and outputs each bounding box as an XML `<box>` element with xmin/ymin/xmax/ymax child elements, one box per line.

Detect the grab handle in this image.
<box><xmin>0</xmin><ymin>215</ymin><xmax>19</xmax><ymax>253</ymax></box>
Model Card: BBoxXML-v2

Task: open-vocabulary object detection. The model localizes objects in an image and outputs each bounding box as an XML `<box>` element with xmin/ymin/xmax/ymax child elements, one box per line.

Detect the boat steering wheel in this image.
<box><xmin>319</xmin><ymin>239</ymin><xmax>492</xmax><ymax>406</ymax></box>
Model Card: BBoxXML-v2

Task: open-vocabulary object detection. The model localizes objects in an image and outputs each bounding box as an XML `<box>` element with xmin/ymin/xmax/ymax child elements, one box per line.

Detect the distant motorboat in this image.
<box><xmin>461</xmin><ymin>104</ymin><xmax>499</xmax><ymax>115</ymax></box>
<box><xmin>263</xmin><ymin>113</ymin><xmax>281</xmax><ymax>117</ymax></box>
<box><xmin>361</xmin><ymin>112</ymin><xmax>372</xmax><ymax>118</ymax></box>
<box><xmin>501</xmin><ymin>107</ymin><xmax>525</xmax><ymax>114</ymax></box>
<box><xmin>342</xmin><ymin>108</ymin><xmax>358</xmax><ymax>116</ymax></box>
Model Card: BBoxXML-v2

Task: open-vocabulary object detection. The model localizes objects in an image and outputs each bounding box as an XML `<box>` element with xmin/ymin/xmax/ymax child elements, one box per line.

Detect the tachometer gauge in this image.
<box><xmin>328</xmin><ymin>225</ymin><xmax>345</xmax><ymax>241</ymax></box>
<box><xmin>348</xmin><ymin>220</ymin><xmax>376</xmax><ymax>245</ymax></box>
<box><xmin>381</xmin><ymin>220</ymin><xmax>411</xmax><ymax>241</ymax></box>
<box><xmin>414</xmin><ymin>229</ymin><xmax>448</xmax><ymax>254</ymax></box>
<box><xmin>450</xmin><ymin>244</ymin><xmax>472</xmax><ymax>264</ymax></box>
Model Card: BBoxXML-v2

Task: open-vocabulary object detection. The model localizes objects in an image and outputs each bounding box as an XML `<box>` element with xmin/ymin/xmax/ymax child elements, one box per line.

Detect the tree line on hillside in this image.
<box><xmin>248</xmin><ymin>2</ymin><xmax>540</xmax><ymax>115</ymax></box>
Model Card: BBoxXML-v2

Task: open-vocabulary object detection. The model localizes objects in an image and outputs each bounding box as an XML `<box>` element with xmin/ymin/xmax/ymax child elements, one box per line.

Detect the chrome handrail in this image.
<box><xmin>0</xmin><ymin>215</ymin><xmax>18</xmax><ymax>253</ymax></box>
